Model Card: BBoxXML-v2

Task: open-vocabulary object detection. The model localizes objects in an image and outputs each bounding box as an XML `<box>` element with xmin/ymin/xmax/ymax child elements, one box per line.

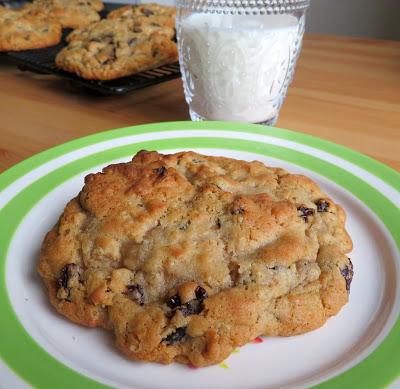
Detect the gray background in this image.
<box><xmin>107</xmin><ymin>0</ymin><xmax>400</xmax><ymax>41</ymax></box>
<box><xmin>306</xmin><ymin>0</ymin><xmax>400</xmax><ymax>41</ymax></box>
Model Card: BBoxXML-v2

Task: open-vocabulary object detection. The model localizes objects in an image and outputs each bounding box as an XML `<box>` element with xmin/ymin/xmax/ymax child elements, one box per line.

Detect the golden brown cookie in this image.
<box><xmin>106</xmin><ymin>3</ymin><xmax>176</xmax><ymax>38</ymax></box>
<box><xmin>32</xmin><ymin>0</ymin><xmax>104</xmax><ymax>29</ymax></box>
<box><xmin>107</xmin><ymin>3</ymin><xmax>176</xmax><ymax>28</ymax></box>
<box><xmin>0</xmin><ymin>5</ymin><xmax>62</xmax><ymax>51</ymax></box>
<box><xmin>66</xmin><ymin>14</ymin><xmax>176</xmax><ymax>43</ymax></box>
<box><xmin>56</xmin><ymin>19</ymin><xmax>177</xmax><ymax>80</ymax></box>
<box><xmin>38</xmin><ymin>151</ymin><xmax>353</xmax><ymax>366</ymax></box>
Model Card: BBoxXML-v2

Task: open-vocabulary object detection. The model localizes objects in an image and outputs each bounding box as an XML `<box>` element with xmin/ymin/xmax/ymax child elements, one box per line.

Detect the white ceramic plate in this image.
<box><xmin>0</xmin><ymin>122</ymin><xmax>399</xmax><ymax>389</ymax></box>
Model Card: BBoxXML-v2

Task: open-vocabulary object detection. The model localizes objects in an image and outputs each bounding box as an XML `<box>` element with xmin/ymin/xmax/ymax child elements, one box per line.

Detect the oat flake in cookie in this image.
<box><xmin>37</xmin><ymin>151</ymin><xmax>353</xmax><ymax>367</ymax></box>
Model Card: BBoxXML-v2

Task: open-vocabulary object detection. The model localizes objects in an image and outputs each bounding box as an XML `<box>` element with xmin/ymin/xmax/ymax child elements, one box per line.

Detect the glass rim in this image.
<box><xmin>177</xmin><ymin>0</ymin><xmax>312</xmax><ymax>13</ymax></box>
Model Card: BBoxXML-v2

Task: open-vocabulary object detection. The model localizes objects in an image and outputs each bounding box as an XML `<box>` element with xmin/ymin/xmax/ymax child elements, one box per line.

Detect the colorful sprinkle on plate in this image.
<box><xmin>252</xmin><ymin>336</ymin><xmax>263</xmax><ymax>344</ymax></box>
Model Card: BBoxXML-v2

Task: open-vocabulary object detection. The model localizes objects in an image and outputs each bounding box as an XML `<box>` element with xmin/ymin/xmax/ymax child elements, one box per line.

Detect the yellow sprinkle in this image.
<box><xmin>232</xmin><ymin>348</ymin><xmax>240</xmax><ymax>354</ymax></box>
<box><xmin>219</xmin><ymin>362</ymin><xmax>229</xmax><ymax>369</ymax></box>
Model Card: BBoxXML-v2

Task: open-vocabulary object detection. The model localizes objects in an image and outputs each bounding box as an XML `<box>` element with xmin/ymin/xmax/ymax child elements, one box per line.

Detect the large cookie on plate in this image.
<box><xmin>37</xmin><ymin>150</ymin><xmax>353</xmax><ymax>366</ymax></box>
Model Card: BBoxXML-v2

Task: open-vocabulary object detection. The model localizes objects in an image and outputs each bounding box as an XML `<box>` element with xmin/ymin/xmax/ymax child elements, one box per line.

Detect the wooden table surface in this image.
<box><xmin>0</xmin><ymin>34</ymin><xmax>399</xmax><ymax>174</ymax></box>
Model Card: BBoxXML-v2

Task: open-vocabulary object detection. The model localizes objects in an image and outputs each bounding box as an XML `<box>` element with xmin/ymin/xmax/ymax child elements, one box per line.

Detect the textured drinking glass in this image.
<box><xmin>176</xmin><ymin>0</ymin><xmax>311</xmax><ymax>125</ymax></box>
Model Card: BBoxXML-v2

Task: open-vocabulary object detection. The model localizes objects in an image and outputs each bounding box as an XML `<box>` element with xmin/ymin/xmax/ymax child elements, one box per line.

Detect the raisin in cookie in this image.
<box><xmin>107</xmin><ymin>3</ymin><xmax>176</xmax><ymax>28</ymax></box>
<box><xmin>0</xmin><ymin>5</ymin><xmax>61</xmax><ymax>51</ymax></box>
<box><xmin>38</xmin><ymin>151</ymin><xmax>353</xmax><ymax>366</ymax></box>
<box><xmin>56</xmin><ymin>19</ymin><xmax>177</xmax><ymax>80</ymax></box>
<box><xmin>32</xmin><ymin>0</ymin><xmax>104</xmax><ymax>29</ymax></box>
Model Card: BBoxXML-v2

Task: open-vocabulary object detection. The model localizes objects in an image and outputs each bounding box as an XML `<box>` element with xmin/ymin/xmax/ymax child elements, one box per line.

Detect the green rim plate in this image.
<box><xmin>0</xmin><ymin>121</ymin><xmax>399</xmax><ymax>389</ymax></box>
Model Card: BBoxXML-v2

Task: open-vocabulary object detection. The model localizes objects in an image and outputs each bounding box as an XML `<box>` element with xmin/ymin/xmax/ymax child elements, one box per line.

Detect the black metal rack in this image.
<box><xmin>0</xmin><ymin>2</ymin><xmax>181</xmax><ymax>95</ymax></box>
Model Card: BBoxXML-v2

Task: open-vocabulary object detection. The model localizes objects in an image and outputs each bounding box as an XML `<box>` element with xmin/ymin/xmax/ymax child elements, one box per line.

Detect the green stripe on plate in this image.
<box><xmin>0</xmin><ymin>129</ymin><xmax>399</xmax><ymax>389</ymax></box>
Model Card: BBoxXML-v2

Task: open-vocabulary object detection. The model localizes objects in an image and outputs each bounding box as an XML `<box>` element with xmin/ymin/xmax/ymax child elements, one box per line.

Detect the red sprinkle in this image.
<box><xmin>252</xmin><ymin>336</ymin><xmax>263</xmax><ymax>344</ymax></box>
<box><xmin>187</xmin><ymin>363</ymin><xmax>198</xmax><ymax>369</ymax></box>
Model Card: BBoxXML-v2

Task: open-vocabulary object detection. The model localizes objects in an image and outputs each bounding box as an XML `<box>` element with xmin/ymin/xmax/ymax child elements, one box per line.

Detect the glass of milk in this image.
<box><xmin>176</xmin><ymin>0</ymin><xmax>311</xmax><ymax>125</ymax></box>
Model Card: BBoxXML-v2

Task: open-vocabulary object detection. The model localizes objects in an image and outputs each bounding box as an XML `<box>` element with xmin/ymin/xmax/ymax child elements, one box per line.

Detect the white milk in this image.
<box><xmin>178</xmin><ymin>13</ymin><xmax>300</xmax><ymax>123</ymax></box>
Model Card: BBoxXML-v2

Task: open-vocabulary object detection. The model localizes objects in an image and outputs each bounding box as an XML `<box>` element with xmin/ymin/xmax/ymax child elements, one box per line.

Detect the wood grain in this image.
<box><xmin>0</xmin><ymin>34</ymin><xmax>399</xmax><ymax>174</ymax></box>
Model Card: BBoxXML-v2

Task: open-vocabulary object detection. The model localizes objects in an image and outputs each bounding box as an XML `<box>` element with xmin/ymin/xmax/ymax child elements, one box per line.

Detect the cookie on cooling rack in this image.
<box><xmin>56</xmin><ymin>19</ymin><xmax>177</xmax><ymax>80</ymax></box>
<box><xmin>0</xmin><ymin>4</ymin><xmax>62</xmax><ymax>51</ymax></box>
<box><xmin>107</xmin><ymin>3</ymin><xmax>176</xmax><ymax>28</ymax></box>
<box><xmin>105</xmin><ymin>3</ymin><xmax>176</xmax><ymax>39</ymax></box>
<box><xmin>31</xmin><ymin>0</ymin><xmax>104</xmax><ymax>29</ymax></box>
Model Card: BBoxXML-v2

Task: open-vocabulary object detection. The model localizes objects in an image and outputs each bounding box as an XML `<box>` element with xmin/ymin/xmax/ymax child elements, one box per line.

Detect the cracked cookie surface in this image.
<box><xmin>38</xmin><ymin>150</ymin><xmax>353</xmax><ymax>366</ymax></box>
<box><xmin>56</xmin><ymin>18</ymin><xmax>177</xmax><ymax>80</ymax></box>
<box><xmin>0</xmin><ymin>5</ymin><xmax>62</xmax><ymax>51</ymax></box>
